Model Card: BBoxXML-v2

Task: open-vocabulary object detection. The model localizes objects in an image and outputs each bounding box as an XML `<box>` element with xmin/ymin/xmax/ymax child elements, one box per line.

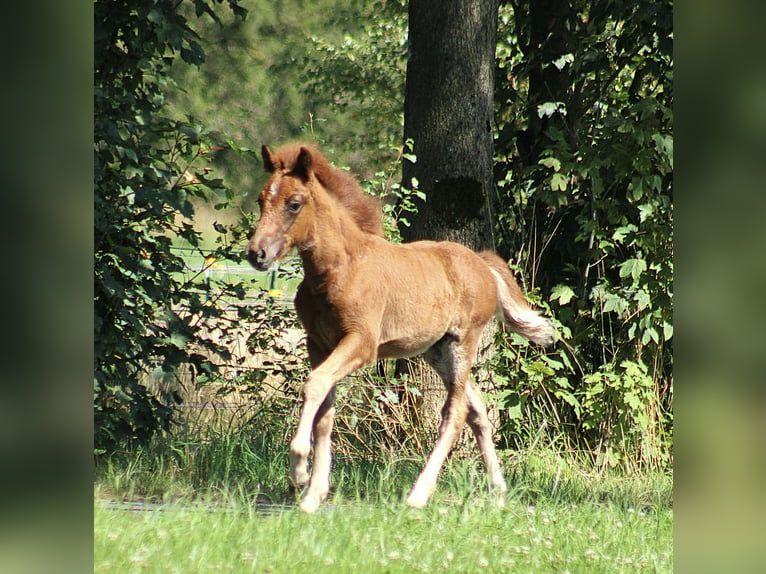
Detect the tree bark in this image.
<box><xmin>400</xmin><ymin>0</ymin><xmax>500</xmax><ymax>250</ymax></box>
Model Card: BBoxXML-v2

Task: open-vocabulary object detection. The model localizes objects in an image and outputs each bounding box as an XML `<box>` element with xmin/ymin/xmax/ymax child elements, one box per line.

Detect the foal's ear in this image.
<box><xmin>291</xmin><ymin>146</ymin><xmax>314</xmax><ymax>181</ymax></box>
<box><xmin>261</xmin><ymin>144</ymin><xmax>277</xmax><ymax>173</ymax></box>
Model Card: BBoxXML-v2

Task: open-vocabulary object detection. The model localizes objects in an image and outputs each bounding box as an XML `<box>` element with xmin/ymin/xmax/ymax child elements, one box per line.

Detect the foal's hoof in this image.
<box><xmin>405</xmin><ymin>492</ymin><xmax>429</xmax><ymax>510</ymax></box>
<box><xmin>298</xmin><ymin>494</ymin><xmax>321</xmax><ymax>514</ymax></box>
<box><xmin>491</xmin><ymin>483</ymin><xmax>508</xmax><ymax>508</ymax></box>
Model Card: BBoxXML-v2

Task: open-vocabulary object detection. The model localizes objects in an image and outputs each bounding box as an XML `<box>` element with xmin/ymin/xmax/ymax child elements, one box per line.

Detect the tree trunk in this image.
<box><xmin>399</xmin><ymin>0</ymin><xmax>500</xmax><ymax>453</ymax></box>
<box><xmin>400</xmin><ymin>0</ymin><xmax>499</xmax><ymax>250</ymax></box>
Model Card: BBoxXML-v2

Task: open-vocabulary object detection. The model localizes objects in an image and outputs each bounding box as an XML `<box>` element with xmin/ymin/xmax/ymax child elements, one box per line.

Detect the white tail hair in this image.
<box><xmin>479</xmin><ymin>252</ymin><xmax>555</xmax><ymax>346</ymax></box>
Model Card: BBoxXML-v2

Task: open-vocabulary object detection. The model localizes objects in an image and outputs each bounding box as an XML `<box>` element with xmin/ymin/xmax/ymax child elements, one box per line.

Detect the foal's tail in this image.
<box><xmin>479</xmin><ymin>251</ymin><xmax>556</xmax><ymax>346</ymax></box>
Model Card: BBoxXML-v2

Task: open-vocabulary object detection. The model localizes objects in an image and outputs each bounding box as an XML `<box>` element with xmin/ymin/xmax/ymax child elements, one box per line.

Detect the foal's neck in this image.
<box><xmin>300</xmin><ymin>190</ymin><xmax>368</xmax><ymax>290</ymax></box>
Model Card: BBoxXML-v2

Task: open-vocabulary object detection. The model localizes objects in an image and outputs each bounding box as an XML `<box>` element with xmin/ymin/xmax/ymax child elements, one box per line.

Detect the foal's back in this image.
<box><xmin>365</xmin><ymin>237</ymin><xmax>499</xmax><ymax>360</ymax></box>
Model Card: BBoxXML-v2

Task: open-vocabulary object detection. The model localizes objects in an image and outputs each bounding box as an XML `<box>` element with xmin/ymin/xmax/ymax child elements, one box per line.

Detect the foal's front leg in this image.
<box><xmin>289</xmin><ymin>333</ymin><xmax>376</xmax><ymax>513</ymax></box>
<box><xmin>288</xmin><ymin>338</ymin><xmax>326</xmax><ymax>492</ymax></box>
<box><xmin>295</xmin><ymin>389</ymin><xmax>336</xmax><ymax>514</ymax></box>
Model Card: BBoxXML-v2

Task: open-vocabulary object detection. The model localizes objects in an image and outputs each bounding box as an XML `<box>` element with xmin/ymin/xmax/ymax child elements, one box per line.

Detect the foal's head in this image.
<box><xmin>247</xmin><ymin>144</ymin><xmax>317</xmax><ymax>271</ymax></box>
<box><xmin>247</xmin><ymin>143</ymin><xmax>384</xmax><ymax>270</ymax></box>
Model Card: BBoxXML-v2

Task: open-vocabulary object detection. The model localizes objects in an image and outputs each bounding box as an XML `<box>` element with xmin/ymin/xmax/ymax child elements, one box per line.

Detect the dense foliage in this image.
<box><xmin>167</xmin><ymin>0</ymin><xmax>406</xmax><ymax>198</ymax></box>
<box><xmin>94</xmin><ymin>0</ymin><xmax>249</xmax><ymax>450</ymax></box>
<box><xmin>491</xmin><ymin>0</ymin><xmax>673</xmax><ymax>469</ymax></box>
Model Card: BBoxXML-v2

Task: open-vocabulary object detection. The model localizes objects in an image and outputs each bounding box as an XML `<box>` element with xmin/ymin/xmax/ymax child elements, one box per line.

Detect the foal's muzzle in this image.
<box><xmin>247</xmin><ymin>234</ymin><xmax>285</xmax><ymax>271</ymax></box>
<box><xmin>247</xmin><ymin>247</ymin><xmax>269</xmax><ymax>271</ymax></box>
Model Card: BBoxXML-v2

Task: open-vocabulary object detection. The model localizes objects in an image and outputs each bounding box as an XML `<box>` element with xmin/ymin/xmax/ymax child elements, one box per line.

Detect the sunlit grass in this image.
<box><xmin>95</xmin><ymin>493</ymin><xmax>671</xmax><ymax>573</ymax></box>
<box><xmin>95</xmin><ymin>433</ymin><xmax>671</xmax><ymax>573</ymax></box>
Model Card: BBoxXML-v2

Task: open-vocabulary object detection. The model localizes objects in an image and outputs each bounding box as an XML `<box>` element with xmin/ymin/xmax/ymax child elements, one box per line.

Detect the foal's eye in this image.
<box><xmin>287</xmin><ymin>200</ymin><xmax>302</xmax><ymax>214</ymax></box>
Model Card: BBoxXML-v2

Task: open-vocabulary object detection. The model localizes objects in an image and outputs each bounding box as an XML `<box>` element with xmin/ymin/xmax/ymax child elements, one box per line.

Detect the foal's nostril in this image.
<box><xmin>247</xmin><ymin>247</ymin><xmax>268</xmax><ymax>269</ymax></box>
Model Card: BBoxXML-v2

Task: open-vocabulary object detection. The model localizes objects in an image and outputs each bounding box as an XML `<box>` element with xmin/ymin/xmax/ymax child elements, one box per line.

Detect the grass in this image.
<box><xmin>95</xmin><ymin>432</ymin><xmax>672</xmax><ymax>573</ymax></box>
<box><xmin>95</xmin><ymin>490</ymin><xmax>670</xmax><ymax>573</ymax></box>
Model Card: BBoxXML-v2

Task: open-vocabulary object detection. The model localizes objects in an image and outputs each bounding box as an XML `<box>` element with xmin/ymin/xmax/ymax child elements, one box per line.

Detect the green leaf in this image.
<box><xmin>612</xmin><ymin>225</ymin><xmax>636</xmax><ymax>244</ymax></box>
<box><xmin>619</xmin><ymin>258</ymin><xmax>647</xmax><ymax>281</ymax></box>
<box><xmin>522</xmin><ymin>361</ymin><xmax>555</xmax><ymax>377</ymax></box>
<box><xmin>170</xmin><ymin>331</ymin><xmax>190</xmax><ymax>350</ymax></box>
<box><xmin>642</xmin><ymin>326</ymin><xmax>660</xmax><ymax>345</ymax></box>
<box><xmin>550</xmin><ymin>284</ymin><xmax>576</xmax><ymax>305</ymax></box>
<box><xmin>507</xmin><ymin>402</ymin><xmax>523</xmax><ymax>420</ymax></box>
<box><xmin>537</xmin><ymin>101</ymin><xmax>567</xmax><ymax>118</ymax></box>
<box><xmin>627</xmin><ymin>177</ymin><xmax>644</xmax><ymax>202</ymax></box>
<box><xmin>652</xmin><ymin>133</ymin><xmax>674</xmax><ymax>165</ymax></box>
<box><xmin>602</xmin><ymin>294</ymin><xmax>628</xmax><ymax>317</ymax></box>
<box><xmin>146</xmin><ymin>8</ymin><xmax>164</xmax><ymax>24</ymax></box>
<box><xmin>637</xmin><ymin>202</ymin><xmax>655</xmax><ymax>223</ymax></box>
<box><xmin>543</xmin><ymin>356</ymin><xmax>565</xmax><ymax>371</ymax></box>
<box><xmin>539</xmin><ymin>156</ymin><xmax>561</xmax><ymax>171</ymax></box>
<box><xmin>634</xmin><ymin>289</ymin><xmax>651</xmax><ymax>310</ymax></box>
<box><xmin>181</xmin><ymin>40</ymin><xmax>206</xmax><ymax>66</ymax></box>
<box><xmin>624</xmin><ymin>391</ymin><xmax>642</xmax><ymax>410</ymax></box>
<box><xmin>550</xmin><ymin>172</ymin><xmax>568</xmax><ymax>191</ymax></box>
<box><xmin>555</xmin><ymin>389</ymin><xmax>582</xmax><ymax>417</ymax></box>
<box><xmin>551</xmin><ymin>53</ymin><xmax>575</xmax><ymax>71</ymax></box>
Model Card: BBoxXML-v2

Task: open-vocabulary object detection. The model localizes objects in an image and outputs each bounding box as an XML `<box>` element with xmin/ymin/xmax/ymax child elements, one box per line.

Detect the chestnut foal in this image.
<box><xmin>247</xmin><ymin>143</ymin><xmax>554</xmax><ymax>512</ymax></box>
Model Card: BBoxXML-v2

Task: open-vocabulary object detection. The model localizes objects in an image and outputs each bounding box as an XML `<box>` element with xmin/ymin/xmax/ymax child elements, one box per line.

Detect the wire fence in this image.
<box><xmin>138</xmin><ymin>246</ymin><xmax>307</xmax><ymax>423</ymax></box>
<box><xmin>169</xmin><ymin>244</ymin><xmax>299</xmax><ymax>306</ymax></box>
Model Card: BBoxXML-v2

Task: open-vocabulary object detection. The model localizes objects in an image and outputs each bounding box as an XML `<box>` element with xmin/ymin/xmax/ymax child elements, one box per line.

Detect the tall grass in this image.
<box><xmin>96</xmin><ymin>427</ymin><xmax>288</xmax><ymax>504</ymax></box>
<box><xmin>95</xmin><ymin>417</ymin><xmax>671</xmax><ymax>511</ymax></box>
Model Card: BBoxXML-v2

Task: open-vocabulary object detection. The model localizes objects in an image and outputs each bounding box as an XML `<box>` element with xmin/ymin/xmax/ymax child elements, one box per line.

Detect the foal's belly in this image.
<box><xmin>377</xmin><ymin>335</ymin><xmax>443</xmax><ymax>360</ymax></box>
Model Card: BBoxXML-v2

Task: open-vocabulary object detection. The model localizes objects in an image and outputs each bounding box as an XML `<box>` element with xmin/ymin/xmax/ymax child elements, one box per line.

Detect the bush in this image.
<box><xmin>94</xmin><ymin>0</ymin><xmax>248</xmax><ymax>451</ymax></box>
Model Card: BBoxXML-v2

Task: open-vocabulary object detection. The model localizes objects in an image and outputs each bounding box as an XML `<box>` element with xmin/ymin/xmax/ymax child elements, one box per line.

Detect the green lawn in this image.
<box><xmin>95</xmin><ymin>445</ymin><xmax>671</xmax><ymax>574</ymax></box>
<box><xmin>95</xmin><ymin>391</ymin><xmax>671</xmax><ymax>573</ymax></box>
<box><xmin>95</xmin><ymin>495</ymin><xmax>670</xmax><ymax>573</ymax></box>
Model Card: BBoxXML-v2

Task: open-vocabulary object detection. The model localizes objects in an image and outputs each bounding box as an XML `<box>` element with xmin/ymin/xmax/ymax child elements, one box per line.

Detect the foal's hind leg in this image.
<box><xmin>465</xmin><ymin>380</ymin><xmax>508</xmax><ymax>504</ymax></box>
<box><xmin>406</xmin><ymin>333</ymin><xmax>476</xmax><ymax>509</ymax></box>
<box><xmin>406</xmin><ymin>385</ymin><xmax>468</xmax><ymax>508</ymax></box>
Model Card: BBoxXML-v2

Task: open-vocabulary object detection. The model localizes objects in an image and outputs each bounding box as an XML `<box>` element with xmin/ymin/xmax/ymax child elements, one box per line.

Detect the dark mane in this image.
<box><xmin>273</xmin><ymin>142</ymin><xmax>384</xmax><ymax>237</ymax></box>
